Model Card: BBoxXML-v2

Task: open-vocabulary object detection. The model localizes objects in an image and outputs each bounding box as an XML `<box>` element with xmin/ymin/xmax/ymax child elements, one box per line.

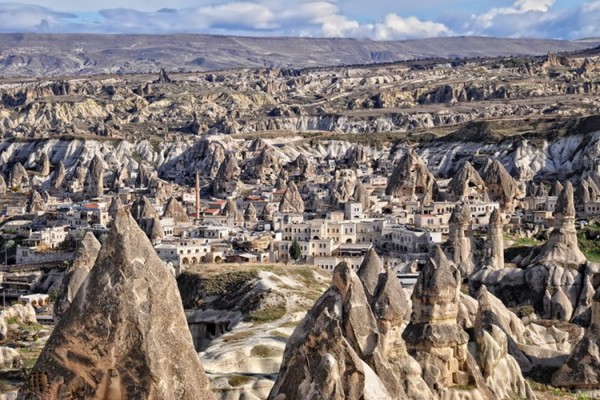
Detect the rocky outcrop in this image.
<box><xmin>0</xmin><ymin>175</ymin><xmax>6</xmax><ymax>195</ymax></box>
<box><xmin>223</xmin><ymin>199</ymin><xmax>243</xmax><ymax>224</ymax></box>
<box><xmin>534</xmin><ymin>182</ymin><xmax>586</xmax><ymax>267</ymax></box>
<box><xmin>403</xmin><ymin>246</ymin><xmax>471</xmax><ymax>391</ymax></box>
<box><xmin>550</xmin><ymin>180</ymin><xmax>564</xmax><ymax>196</ymax></box>
<box><xmin>26</xmin><ymin>190</ymin><xmax>47</xmax><ymax>214</ymax></box>
<box><xmin>108</xmin><ymin>196</ymin><xmax>123</xmax><ymax>219</ymax></box>
<box><xmin>163</xmin><ymin>197</ymin><xmax>190</xmax><ymax>224</ymax></box>
<box><xmin>353</xmin><ymin>181</ymin><xmax>370</xmax><ymax>210</ymax></box>
<box><xmin>155</xmin><ymin>68</ymin><xmax>173</xmax><ymax>84</ymax></box>
<box><xmin>385</xmin><ymin>149</ymin><xmax>436</xmax><ymax>205</ymax></box>
<box><xmin>130</xmin><ymin>196</ymin><xmax>164</xmax><ymax>243</ymax></box>
<box><xmin>575</xmin><ymin>175</ymin><xmax>600</xmax><ymax>211</ymax></box>
<box><xmin>356</xmin><ymin>248</ymin><xmax>384</xmax><ymax>301</ymax></box>
<box><xmin>329</xmin><ymin>169</ymin><xmax>358</xmax><ymax>205</ymax></box>
<box><xmin>279</xmin><ymin>181</ymin><xmax>304</xmax><ymax>214</ymax></box>
<box><xmin>552</xmin><ymin>287</ymin><xmax>600</xmax><ymax>389</ymax></box>
<box><xmin>84</xmin><ymin>154</ymin><xmax>104</xmax><ymax>198</ymax></box>
<box><xmin>269</xmin><ymin>260</ymin><xmax>432</xmax><ymax>400</ymax></box>
<box><xmin>474</xmin><ymin>287</ymin><xmax>536</xmax><ymax>399</ymax></box>
<box><xmin>51</xmin><ymin>161</ymin><xmax>67</xmax><ymax>191</ymax></box>
<box><xmin>482</xmin><ymin>209</ymin><xmax>504</xmax><ymax>270</ymax></box>
<box><xmin>480</xmin><ymin>158</ymin><xmax>520</xmax><ymax>211</ymax></box>
<box><xmin>244</xmin><ymin>202</ymin><xmax>257</xmax><ymax>222</ymax></box>
<box><xmin>448</xmin><ymin>161</ymin><xmax>489</xmax><ymax>202</ymax></box>
<box><xmin>287</xmin><ymin>153</ymin><xmax>316</xmax><ymax>180</ymax></box>
<box><xmin>17</xmin><ymin>209</ymin><xmax>215</xmax><ymax>400</ymax></box>
<box><xmin>446</xmin><ymin>204</ymin><xmax>475</xmax><ymax>277</ymax></box>
<box><xmin>8</xmin><ymin>162</ymin><xmax>28</xmax><ymax>189</ymax></box>
<box><xmin>38</xmin><ymin>152</ymin><xmax>50</xmax><ymax>176</ymax></box>
<box><xmin>211</xmin><ymin>152</ymin><xmax>240</xmax><ymax>196</ymax></box>
<box><xmin>53</xmin><ymin>232</ymin><xmax>101</xmax><ymax>322</ymax></box>
<box><xmin>251</xmin><ymin>145</ymin><xmax>281</xmax><ymax>185</ymax></box>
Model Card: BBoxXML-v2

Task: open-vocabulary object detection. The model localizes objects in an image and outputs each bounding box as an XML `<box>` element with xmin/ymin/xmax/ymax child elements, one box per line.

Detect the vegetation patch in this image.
<box><xmin>246</xmin><ymin>304</ymin><xmax>287</xmax><ymax>324</ymax></box>
<box><xmin>250</xmin><ymin>345</ymin><xmax>280</xmax><ymax>358</ymax></box>
<box><xmin>227</xmin><ymin>374</ymin><xmax>252</xmax><ymax>387</ymax></box>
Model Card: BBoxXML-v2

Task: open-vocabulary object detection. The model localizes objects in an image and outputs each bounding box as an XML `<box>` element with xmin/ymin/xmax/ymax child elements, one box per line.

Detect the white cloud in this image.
<box><xmin>0</xmin><ymin>0</ymin><xmax>598</xmax><ymax>40</ymax></box>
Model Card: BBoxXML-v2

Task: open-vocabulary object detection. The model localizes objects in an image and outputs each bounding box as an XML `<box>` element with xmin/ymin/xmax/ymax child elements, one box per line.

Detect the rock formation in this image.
<box><xmin>211</xmin><ymin>152</ymin><xmax>240</xmax><ymax>196</ymax></box>
<box><xmin>244</xmin><ymin>202</ymin><xmax>258</xmax><ymax>222</ymax></box>
<box><xmin>385</xmin><ymin>149</ymin><xmax>436</xmax><ymax>205</ymax></box>
<box><xmin>549</xmin><ymin>180</ymin><xmax>564</xmax><ymax>196</ymax></box>
<box><xmin>108</xmin><ymin>196</ymin><xmax>123</xmax><ymax>219</ymax></box>
<box><xmin>329</xmin><ymin>169</ymin><xmax>358</xmax><ymax>205</ymax></box>
<box><xmin>84</xmin><ymin>154</ymin><xmax>104</xmax><ymax>198</ymax></box>
<box><xmin>17</xmin><ymin>209</ymin><xmax>215</xmax><ymax>400</ymax></box>
<box><xmin>163</xmin><ymin>197</ymin><xmax>190</xmax><ymax>224</ymax></box>
<box><xmin>223</xmin><ymin>198</ymin><xmax>243</xmax><ymax>224</ymax></box>
<box><xmin>352</xmin><ymin>181</ymin><xmax>370</xmax><ymax>210</ymax></box>
<box><xmin>480</xmin><ymin>158</ymin><xmax>520</xmax><ymax>211</ymax></box>
<box><xmin>111</xmin><ymin>165</ymin><xmax>129</xmax><ymax>192</ymax></box>
<box><xmin>0</xmin><ymin>175</ymin><xmax>6</xmax><ymax>195</ymax></box>
<box><xmin>575</xmin><ymin>175</ymin><xmax>600</xmax><ymax>211</ymax></box>
<box><xmin>402</xmin><ymin>246</ymin><xmax>471</xmax><ymax>392</ymax></box>
<box><xmin>552</xmin><ymin>287</ymin><xmax>600</xmax><ymax>389</ymax></box>
<box><xmin>251</xmin><ymin>145</ymin><xmax>281</xmax><ymax>185</ymax></box>
<box><xmin>38</xmin><ymin>152</ymin><xmax>50</xmax><ymax>176</ymax></box>
<box><xmin>9</xmin><ymin>162</ymin><xmax>28</xmax><ymax>189</ymax></box>
<box><xmin>448</xmin><ymin>161</ymin><xmax>489</xmax><ymax>202</ymax></box>
<box><xmin>446</xmin><ymin>204</ymin><xmax>475</xmax><ymax>277</ymax></box>
<box><xmin>155</xmin><ymin>68</ymin><xmax>173</xmax><ymax>84</ymax></box>
<box><xmin>534</xmin><ymin>182</ymin><xmax>586</xmax><ymax>267</ymax></box>
<box><xmin>51</xmin><ymin>161</ymin><xmax>67</xmax><ymax>191</ymax></box>
<box><xmin>53</xmin><ymin>232</ymin><xmax>101</xmax><ymax>322</ymax></box>
<box><xmin>130</xmin><ymin>196</ymin><xmax>164</xmax><ymax>243</ymax></box>
<box><xmin>269</xmin><ymin>260</ymin><xmax>432</xmax><ymax>400</ymax></box>
<box><xmin>482</xmin><ymin>209</ymin><xmax>504</xmax><ymax>270</ymax></box>
<box><xmin>287</xmin><ymin>153</ymin><xmax>316</xmax><ymax>179</ymax></box>
<box><xmin>474</xmin><ymin>287</ymin><xmax>536</xmax><ymax>399</ymax></box>
<box><xmin>356</xmin><ymin>248</ymin><xmax>384</xmax><ymax>302</ymax></box>
<box><xmin>26</xmin><ymin>190</ymin><xmax>47</xmax><ymax>214</ymax></box>
<box><xmin>279</xmin><ymin>181</ymin><xmax>304</xmax><ymax>214</ymax></box>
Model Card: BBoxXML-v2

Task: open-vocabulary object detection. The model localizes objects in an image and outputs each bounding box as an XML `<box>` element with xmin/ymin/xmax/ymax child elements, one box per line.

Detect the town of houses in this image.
<box><xmin>2</xmin><ymin>142</ymin><xmax>600</xmax><ymax>295</ymax></box>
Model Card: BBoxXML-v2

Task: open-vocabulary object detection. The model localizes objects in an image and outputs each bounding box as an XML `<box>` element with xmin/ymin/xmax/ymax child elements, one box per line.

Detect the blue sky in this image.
<box><xmin>0</xmin><ymin>0</ymin><xmax>598</xmax><ymax>40</ymax></box>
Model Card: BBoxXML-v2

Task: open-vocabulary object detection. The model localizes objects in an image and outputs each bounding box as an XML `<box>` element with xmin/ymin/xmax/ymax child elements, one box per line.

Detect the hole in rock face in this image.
<box><xmin>188</xmin><ymin>321</ymin><xmax>233</xmax><ymax>351</ymax></box>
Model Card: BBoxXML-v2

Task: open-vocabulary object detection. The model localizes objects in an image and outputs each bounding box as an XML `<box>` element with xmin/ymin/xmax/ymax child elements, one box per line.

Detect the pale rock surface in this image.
<box><xmin>448</xmin><ymin>161</ymin><xmax>489</xmax><ymax>202</ymax></box>
<box><xmin>17</xmin><ymin>210</ymin><xmax>215</xmax><ymax>400</ymax></box>
<box><xmin>553</xmin><ymin>287</ymin><xmax>600</xmax><ymax>389</ymax></box>
<box><xmin>385</xmin><ymin>149</ymin><xmax>436</xmax><ymax>205</ymax></box>
<box><xmin>279</xmin><ymin>181</ymin><xmax>304</xmax><ymax>214</ymax></box>
<box><xmin>447</xmin><ymin>204</ymin><xmax>475</xmax><ymax>277</ymax></box>
<box><xmin>163</xmin><ymin>197</ymin><xmax>190</xmax><ymax>224</ymax></box>
<box><xmin>53</xmin><ymin>232</ymin><xmax>101</xmax><ymax>322</ymax></box>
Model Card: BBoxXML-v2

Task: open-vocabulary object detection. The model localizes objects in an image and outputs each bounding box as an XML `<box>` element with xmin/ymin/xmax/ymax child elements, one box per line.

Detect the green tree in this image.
<box><xmin>289</xmin><ymin>239</ymin><xmax>302</xmax><ymax>261</ymax></box>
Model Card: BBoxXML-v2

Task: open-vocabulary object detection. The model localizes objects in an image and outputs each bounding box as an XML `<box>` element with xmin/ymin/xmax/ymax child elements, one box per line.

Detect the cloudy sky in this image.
<box><xmin>0</xmin><ymin>0</ymin><xmax>599</xmax><ymax>40</ymax></box>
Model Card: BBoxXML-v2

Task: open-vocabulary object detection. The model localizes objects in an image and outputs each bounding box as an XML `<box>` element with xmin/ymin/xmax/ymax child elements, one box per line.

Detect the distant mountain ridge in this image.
<box><xmin>0</xmin><ymin>33</ymin><xmax>599</xmax><ymax>78</ymax></box>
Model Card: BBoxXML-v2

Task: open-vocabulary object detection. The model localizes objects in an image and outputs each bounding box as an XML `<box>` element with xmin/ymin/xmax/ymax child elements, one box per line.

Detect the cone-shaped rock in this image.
<box><xmin>211</xmin><ymin>153</ymin><xmax>240</xmax><ymax>196</ymax></box>
<box><xmin>357</xmin><ymin>248</ymin><xmax>383</xmax><ymax>301</ymax></box>
<box><xmin>0</xmin><ymin>175</ymin><xmax>6</xmax><ymax>195</ymax></box>
<box><xmin>223</xmin><ymin>198</ymin><xmax>243</xmax><ymax>223</ymax></box>
<box><xmin>26</xmin><ymin>190</ymin><xmax>47</xmax><ymax>214</ymax></box>
<box><xmin>53</xmin><ymin>232</ymin><xmax>101</xmax><ymax>322</ymax></box>
<box><xmin>403</xmin><ymin>246</ymin><xmax>470</xmax><ymax>389</ymax></box>
<box><xmin>549</xmin><ymin>180</ymin><xmax>564</xmax><ymax>197</ymax></box>
<box><xmin>385</xmin><ymin>149</ymin><xmax>435</xmax><ymax>205</ymax></box>
<box><xmin>449</xmin><ymin>161</ymin><xmax>489</xmax><ymax>202</ymax></box>
<box><xmin>552</xmin><ymin>288</ymin><xmax>600</xmax><ymax>389</ymax></box>
<box><xmin>108</xmin><ymin>196</ymin><xmax>123</xmax><ymax>219</ymax></box>
<box><xmin>474</xmin><ymin>287</ymin><xmax>536</xmax><ymax>399</ymax></box>
<box><xmin>534</xmin><ymin>182</ymin><xmax>586</xmax><ymax>266</ymax></box>
<box><xmin>480</xmin><ymin>158</ymin><xmax>520</xmax><ymax>211</ymax></box>
<box><xmin>353</xmin><ymin>181</ymin><xmax>370</xmax><ymax>210</ymax></box>
<box><xmin>17</xmin><ymin>209</ymin><xmax>215</xmax><ymax>400</ymax></box>
<box><xmin>163</xmin><ymin>197</ymin><xmax>190</xmax><ymax>224</ymax></box>
<box><xmin>52</xmin><ymin>161</ymin><xmax>67</xmax><ymax>191</ymax></box>
<box><xmin>447</xmin><ymin>204</ymin><xmax>475</xmax><ymax>277</ymax></box>
<box><xmin>9</xmin><ymin>162</ymin><xmax>28</xmax><ymax>189</ymax></box>
<box><xmin>84</xmin><ymin>154</ymin><xmax>104</xmax><ymax>198</ymax></box>
<box><xmin>130</xmin><ymin>196</ymin><xmax>164</xmax><ymax>242</ymax></box>
<box><xmin>483</xmin><ymin>209</ymin><xmax>504</xmax><ymax>270</ymax></box>
<box><xmin>38</xmin><ymin>152</ymin><xmax>51</xmax><ymax>176</ymax></box>
<box><xmin>244</xmin><ymin>202</ymin><xmax>257</xmax><ymax>222</ymax></box>
<box><xmin>279</xmin><ymin>181</ymin><xmax>304</xmax><ymax>213</ymax></box>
